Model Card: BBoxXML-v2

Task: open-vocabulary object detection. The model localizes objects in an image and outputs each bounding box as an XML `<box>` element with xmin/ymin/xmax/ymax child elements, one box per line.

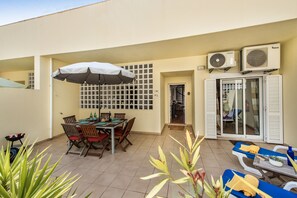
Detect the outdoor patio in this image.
<box><xmin>31</xmin><ymin>126</ymin><xmax>279</xmax><ymax>198</ymax></box>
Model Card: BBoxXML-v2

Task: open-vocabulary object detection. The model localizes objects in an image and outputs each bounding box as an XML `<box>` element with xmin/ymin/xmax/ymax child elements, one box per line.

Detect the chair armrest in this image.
<box><xmin>273</xmin><ymin>145</ymin><xmax>297</xmax><ymax>152</ymax></box>
<box><xmin>283</xmin><ymin>181</ymin><xmax>297</xmax><ymax>191</ymax></box>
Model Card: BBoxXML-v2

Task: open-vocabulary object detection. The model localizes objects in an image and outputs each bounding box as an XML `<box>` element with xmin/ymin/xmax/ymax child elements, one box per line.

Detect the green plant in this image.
<box><xmin>0</xmin><ymin>142</ymin><xmax>79</xmax><ymax>198</ymax></box>
<box><xmin>269</xmin><ymin>156</ymin><xmax>283</xmax><ymax>162</ymax></box>
<box><xmin>141</xmin><ymin>130</ymin><xmax>231</xmax><ymax>198</ymax></box>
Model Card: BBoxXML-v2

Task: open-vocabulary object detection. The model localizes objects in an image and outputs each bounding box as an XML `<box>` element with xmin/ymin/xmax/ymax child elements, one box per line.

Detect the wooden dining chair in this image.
<box><xmin>114</xmin><ymin>113</ymin><xmax>126</xmax><ymax>130</ymax></box>
<box><xmin>114</xmin><ymin>117</ymin><xmax>135</xmax><ymax>152</ymax></box>
<box><xmin>61</xmin><ymin>123</ymin><xmax>85</xmax><ymax>156</ymax></box>
<box><xmin>114</xmin><ymin>113</ymin><xmax>126</xmax><ymax>119</ymax></box>
<box><xmin>80</xmin><ymin>125</ymin><xmax>110</xmax><ymax>158</ymax></box>
<box><xmin>63</xmin><ymin>115</ymin><xmax>77</xmax><ymax>123</ymax></box>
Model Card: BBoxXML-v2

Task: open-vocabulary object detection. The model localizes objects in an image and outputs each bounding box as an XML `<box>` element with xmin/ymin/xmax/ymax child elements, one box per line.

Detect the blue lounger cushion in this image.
<box><xmin>222</xmin><ymin>169</ymin><xmax>297</xmax><ymax>198</ymax></box>
<box><xmin>232</xmin><ymin>142</ymin><xmax>297</xmax><ymax>160</ymax></box>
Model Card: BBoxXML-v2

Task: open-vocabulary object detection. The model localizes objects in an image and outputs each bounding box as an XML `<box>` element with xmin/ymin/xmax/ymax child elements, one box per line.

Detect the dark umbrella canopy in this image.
<box><xmin>52</xmin><ymin>62</ymin><xmax>135</xmax><ymax>115</ymax></box>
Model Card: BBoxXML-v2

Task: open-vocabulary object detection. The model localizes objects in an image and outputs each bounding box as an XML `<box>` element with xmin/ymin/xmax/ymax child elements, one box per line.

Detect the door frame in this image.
<box><xmin>168</xmin><ymin>83</ymin><xmax>186</xmax><ymax>125</ymax></box>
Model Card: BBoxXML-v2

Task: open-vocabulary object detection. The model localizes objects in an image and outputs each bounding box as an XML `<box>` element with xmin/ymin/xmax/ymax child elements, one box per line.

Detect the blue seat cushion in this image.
<box><xmin>222</xmin><ymin>169</ymin><xmax>297</xmax><ymax>198</ymax></box>
<box><xmin>232</xmin><ymin>142</ymin><xmax>297</xmax><ymax>160</ymax></box>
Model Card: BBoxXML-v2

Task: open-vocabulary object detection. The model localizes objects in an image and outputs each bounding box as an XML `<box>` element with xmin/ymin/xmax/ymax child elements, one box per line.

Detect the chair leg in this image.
<box><xmin>119</xmin><ymin>143</ymin><xmax>126</xmax><ymax>152</ymax></box>
<box><xmin>80</xmin><ymin>144</ymin><xmax>87</xmax><ymax>156</ymax></box>
<box><xmin>123</xmin><ymin>141</ymin><xmax>130</xmax><ymax>151</ymax></box>
<box><xmin>84</xmin><ymin>143</ymin><xmax>92</xmax><ymax>157</ymax></box>
<box><xmin>125</xmin><ymin>137</ymin><xmax>133</xmax><ymax>145</ymax></box>
<box><xmin>72</xmin><ymin>140</ymin><xmax>81</xmax><ymax>148</ymax></box>
<box><xmin>66</xmin><ymin>142</ymin><xmax>74</xmax><ymax>155</ymax></box>
<box><xmin>99</xmin><ymin>140</ymin><xmax>109</xmax><ymax>159</ymax></box>
<box><xmin>102</xmin><ymin>138</ymin><xmax>110</xmax><ymax>151</ymax></box>
<box><xmin>116</xmin><ymin>140</ymin><xmax>126</xmax><ymax>152</ymax></box>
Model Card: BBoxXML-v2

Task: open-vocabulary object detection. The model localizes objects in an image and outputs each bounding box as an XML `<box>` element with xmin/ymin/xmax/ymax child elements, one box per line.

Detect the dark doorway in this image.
<box><xmin>170</xmin><ymin>84</ymin><xmax>185</xmax><ymax>124</ymax></box>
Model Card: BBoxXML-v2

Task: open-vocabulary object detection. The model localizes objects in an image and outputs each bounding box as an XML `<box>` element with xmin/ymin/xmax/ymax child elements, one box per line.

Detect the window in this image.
<box><xmin>80</xmin><ymin>63</ymin><xmax>153</xmax><ymax>110</ymax></box>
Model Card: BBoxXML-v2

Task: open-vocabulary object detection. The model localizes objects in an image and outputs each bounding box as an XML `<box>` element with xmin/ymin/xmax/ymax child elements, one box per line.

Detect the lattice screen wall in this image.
<box><xmin>80</xmin><ymin>63</ymin><xmax>153</xmax><ymax>110</ymax></box>
<box><xmin>28</xmin><ymin>72</ymin><xmax>34</xmax><ymax>89</ymax></box>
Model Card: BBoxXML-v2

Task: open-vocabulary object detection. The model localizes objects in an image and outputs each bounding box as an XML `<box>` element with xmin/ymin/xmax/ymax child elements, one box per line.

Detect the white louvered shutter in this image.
<box><xmin>204</xmin><ymin>79</ymin><xmax>217</xmax><ymax>139</ymax></box>
<box><xmin>265</xmin><ymin>75</ymin><xmax>283</xmax><ymax>144</ymax></box>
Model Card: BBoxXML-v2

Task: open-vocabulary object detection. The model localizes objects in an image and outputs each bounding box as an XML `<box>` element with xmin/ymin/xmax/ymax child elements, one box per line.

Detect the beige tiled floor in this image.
<box><xmin>33</xmin><ymin>126</ymin><xmax>277</xmax><ymax>198</ymax></box>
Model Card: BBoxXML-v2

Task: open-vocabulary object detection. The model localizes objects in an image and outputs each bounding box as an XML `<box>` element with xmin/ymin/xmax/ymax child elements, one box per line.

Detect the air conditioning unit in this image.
<box><xmin>241</xmin><ymin>43</ymin><xmax>280</xmax><ymax>72</ymax></box>
<box><xmin>208</xmin><ymin>51</ymin><xmax>237</xmax><ymax>69</ymax></box>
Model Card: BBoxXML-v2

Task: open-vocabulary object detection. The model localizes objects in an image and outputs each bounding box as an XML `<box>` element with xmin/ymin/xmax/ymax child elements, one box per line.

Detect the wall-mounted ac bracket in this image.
<box><xmin>263</xmin><ymin>69</ymin><xmax>278</xmax><ymax>74</ymax></box>
<box><xmin>224</xmin><ymin>67</ymin><xmax>231</xmax><ymax>72</ymax></box>
<box><xmin>208</xmin><ymin>67</ymin><xmax>231</xmax><ymax>74</ymax></box>
<box><xmin>241</xmin><ymin>71</ymin><xmax>252</xmax><ymax>75</ymax></box>
<box><xmin>241</xmin><ymin>69</ymin><xmax>278</xmax><ymax>75</ymax></box>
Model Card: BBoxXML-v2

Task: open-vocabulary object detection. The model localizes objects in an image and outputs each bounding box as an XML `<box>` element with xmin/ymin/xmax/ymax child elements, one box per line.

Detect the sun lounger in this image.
<box><xmin>232</xmin><ymin>142</ymin><xmax>297</xmax><ymax>176</ymax></box>
<box><xmin>222</xmin><ymin>169</ymin><xmax>297</xmax><ymax>198</ymax></box>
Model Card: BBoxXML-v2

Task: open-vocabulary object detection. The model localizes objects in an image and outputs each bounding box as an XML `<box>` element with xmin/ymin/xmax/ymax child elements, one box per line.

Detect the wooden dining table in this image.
<box><xmin>78</xmin><ymin>118</ymin><xmax>126</xmax><ymax>154</ymax></box>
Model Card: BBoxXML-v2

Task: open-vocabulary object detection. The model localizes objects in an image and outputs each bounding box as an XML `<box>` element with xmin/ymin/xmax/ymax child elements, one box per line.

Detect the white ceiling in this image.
<box><xmin>0</xmin><ymin>57</ymin><xmax>34</xmax><ymax>72</ymax></box>
<box><xmin>49</xmin><ymin>18</ymin><xmax>297</xmax><ymax>64</ymax></box>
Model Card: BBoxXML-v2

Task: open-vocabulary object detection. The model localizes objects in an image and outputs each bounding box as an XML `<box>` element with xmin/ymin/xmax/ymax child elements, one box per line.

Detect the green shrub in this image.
<box><xmin>141</xmin><ymin>130</ymin><xmax>231</xmax><ymax>198</ymax></box>
<box><xmin>0</xmin><ymin>143</ymin><xmax>78</xmax><ymax>198</ymax></box>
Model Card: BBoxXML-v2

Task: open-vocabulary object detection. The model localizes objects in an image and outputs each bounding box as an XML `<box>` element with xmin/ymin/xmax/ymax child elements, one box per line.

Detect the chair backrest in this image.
<box><xmin>101</xmin><ymin>113</ymin><xmax>110</xmax><ymax>120</ymax></box>
<box><xmin>121</xmin><ymin>117</ymin><xmax>135</xmax><ymax>138</ymax></box>
<box><xmin>63</xmin><ymin>115</ymin><xmax>77</xmax><ymax>123</ymax></box>
<box><xmin>61</xmin><ymin>123</ymin><xmax>80</xmax><ymax>137</ymax></box>
<box><xmin>114</xmin><ymin>113</ymin><xmax>125</xmax><ymax>119</ymax></box>
<box><xmin>80</xmin><ymin>125</ymin><xmax>99</xmax><ymax>138</ymax></box>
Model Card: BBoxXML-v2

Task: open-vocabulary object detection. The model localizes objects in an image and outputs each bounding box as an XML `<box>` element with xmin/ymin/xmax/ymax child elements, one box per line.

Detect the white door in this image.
<box><xmin>204</xmin><ymin>79</ymin><xmax>217</xmax><ymax>139</ymax></box>
<box><xmin>265</xmin><ymin>75</ymin><xmax>283</xmax><ymax>144</ymax></box>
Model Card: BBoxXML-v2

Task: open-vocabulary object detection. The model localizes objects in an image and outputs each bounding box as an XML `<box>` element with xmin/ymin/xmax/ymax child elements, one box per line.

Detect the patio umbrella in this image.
<box><xmin>0</xmin><ymin>77</ymin><xmax>26</xmax><ymax>88</ymax></box>
<box><xmin>52</xmin><ymin>62</ymin><xmax>135</xmax><ymax>116</ymax></box>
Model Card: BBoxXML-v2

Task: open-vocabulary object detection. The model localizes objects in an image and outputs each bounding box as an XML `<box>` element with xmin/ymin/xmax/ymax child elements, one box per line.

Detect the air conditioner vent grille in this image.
<box><xmin>242</xmin><ymin>43</ymin><xmax>280</xmax><ymax>72</ymax></box>
<box><xmin>247</xmin><ymin>48</ymin><xmax>267</xmax><ymax>67</ymax></box>
<box><xmin>209</xmin><ymin>53</ymin><xmax>226</xmax><ymax>68</ymax></box>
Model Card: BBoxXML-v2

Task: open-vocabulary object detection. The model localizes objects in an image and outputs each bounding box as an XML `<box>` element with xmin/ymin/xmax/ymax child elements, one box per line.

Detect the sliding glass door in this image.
<box><xmin>219</xmin><ymin>77</ymin><xmax>263</xmax><ymax>139</ymax></box>
<box><xmin>245</xmin><ymin>78</ymin><xmax>262</xmax><ymax>138</ymax></box>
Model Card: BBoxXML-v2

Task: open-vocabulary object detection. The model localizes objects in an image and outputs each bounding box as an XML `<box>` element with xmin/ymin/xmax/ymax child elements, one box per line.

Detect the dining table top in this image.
<box><xmin>77</xmin><ymin>118</ymin><xmax>126</xmax><ymax>128</ymax></box>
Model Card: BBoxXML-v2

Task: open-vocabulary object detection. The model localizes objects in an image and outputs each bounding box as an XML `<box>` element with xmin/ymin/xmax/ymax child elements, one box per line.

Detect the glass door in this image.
<box><xmin>221</xmin><ymin>79</ymin><xmax>244</xmax><ymax>136</ymax></box>
<box><xmin>245</xmin><ymin>78</ymin><xmax>262</xmax><ymax>139</ymax></box>
<box><xmin>219</xmin><ymin>77</ymin><xmax>263</xmax><ymax>139</ymax></box>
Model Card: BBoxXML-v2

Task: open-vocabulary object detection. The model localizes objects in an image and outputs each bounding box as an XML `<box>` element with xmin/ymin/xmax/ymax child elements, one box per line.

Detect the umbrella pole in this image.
<box><xmin>98</xmin><ymin>84</ymin><xmax>101</xmax><ymax>117</ymax></box>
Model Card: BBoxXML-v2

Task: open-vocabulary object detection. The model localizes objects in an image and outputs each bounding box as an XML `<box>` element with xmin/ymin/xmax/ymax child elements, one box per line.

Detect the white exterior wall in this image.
<box><xmin>0</xmin><ymin>56</ymin><xmax>51</xmax><ymax>146</ymax></box>
<box><xmin>1</xmin><ymin>0</ymin><xmax>297</xmax><ymax>60</ymax></box>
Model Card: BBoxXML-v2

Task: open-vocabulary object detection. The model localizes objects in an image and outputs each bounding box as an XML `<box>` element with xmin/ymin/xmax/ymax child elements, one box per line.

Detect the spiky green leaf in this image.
<box><xmin>158</xmin><ymin>146</ymin><xmax>166</xmax><ymax>164</ymax></box>
<box><xmin>141</xmin><ymin>173</ymin><xmax>165</xmax><ymax>180</ymax></box>
<box><xmin>170</xmin><ymin>152</ymin><xmax>184</xmax><ymax>168</ymax></box>
<box><xmin>146</xmin><ymin>178</ymin><xmax>169</xmax><ymax>198</ymax></box>
<box><xmin>169</xmin><ymin>135</ymin><xmax>189</xmax><ymax>153</ymax></box>
<box><xmin>185</xmin><ymin>130</ymin><xmax>193</xmax><ymax>151</ymax></box>
<box><xmin>191</xmin><ymin>146</ymin><xmax>200</xmax><ymax>167</ymax></box>
<box><xmin>172</xmin><ymin>177</ymin><xmax>189</xmax><ymax>184</ymax></box>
